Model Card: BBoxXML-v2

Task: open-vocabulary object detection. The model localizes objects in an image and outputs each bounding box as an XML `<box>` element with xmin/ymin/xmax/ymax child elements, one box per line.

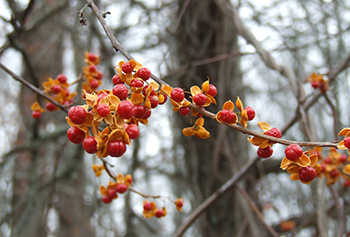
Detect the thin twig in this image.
<box><xmin>236</xmin><ymin>184</ymin><xmax>279</xmax><ymax>237</ymax></box>
<box><xmin>0</xmin><ymin>62</ymin><xmax>69</xmax><ymax>113</ymax></box>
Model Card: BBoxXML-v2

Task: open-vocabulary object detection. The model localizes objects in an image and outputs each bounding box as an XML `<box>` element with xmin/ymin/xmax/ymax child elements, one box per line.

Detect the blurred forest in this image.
<box><xmin>1</xmin><ymin>0</ymin><xmax>350</xmax><ymax>236</ymax></box>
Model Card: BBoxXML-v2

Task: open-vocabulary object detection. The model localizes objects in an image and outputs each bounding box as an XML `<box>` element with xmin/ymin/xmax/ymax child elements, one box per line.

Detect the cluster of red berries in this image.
<box><xmin>31</xmin><ymin>73</ymin><xmax>76</xmax><ymax>119</ymax></box>
<box><xmin>66</xmin><ymin>59</ymin><xmax>170</xmax><ymax>158</ymax></box>
<box><xmin>142</xmin><ymin>198</ymin><xmax>184</xmax><ymax>219</ymax></box>
<box><xmin>317</xmin><ymin>148</ymin><xmax>349</xmax><ymax>186</ymax></box>
<box><xmin>82</xmin><ymin>52</ymin><xmax>104</xmax><ymax>93</ymax></box>
<box><xmin>248</xmin><ymin>122</ymin><xmax>281</xmax><ymax>159</ymax></box>
<box><xmin>99</xmin><ymin>174</ymin><xmax>133</xmax><ymax>204</ymax></box>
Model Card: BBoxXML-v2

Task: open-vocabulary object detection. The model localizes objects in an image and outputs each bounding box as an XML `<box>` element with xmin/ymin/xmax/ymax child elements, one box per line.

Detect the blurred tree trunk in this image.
<box><xmin>172</xmin><ymin>0</ymin><xmax>265</xmax><ymax>236</ymax></box>
<box><xmin>10</xmin><ymin>1</ymin><xmax>94</xmax><ymax>236</ymax></box>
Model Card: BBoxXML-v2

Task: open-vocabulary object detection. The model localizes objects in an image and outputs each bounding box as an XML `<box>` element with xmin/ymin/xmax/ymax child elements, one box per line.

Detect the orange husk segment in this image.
<box><xmin>131</xmin><ymin>92</ymin><xmax>144</xmax><ymax>105</ymax></box>
<box><xmin>295</xmin><ymin>154</ymin><xmax>311</xmax><ymax>167</ymax></box>
<box><xmin>309</xmin><ymin>153</ymin><xmax>318</xmax><ymax>167</ymax></box>
<box><xmin>196</xmin><ymin>127</ymin><xmax>210</xmax><ymax>139</ymax></box>
<box><xmin>343</xmin><ymin>164</ymin><xmax>350</xmax><ymax>175</ymax></box>
<box><xmin>203</xmin><ymin>97</ymin><xmax>212</xmax><ymax>107</ymax></box>
<box><xmin>129</xmin><ymin>60</ymin><xmax>137</xmax><ymax>68</ymax></box>
<box><xmin>100</xmin><ymin>185</ymin><xmax>108</xmax><ymax>196</ymax></box>
<box><xmin>207</xmin><ymin>94</ymin><xmax>216</xmax><ymax>105</ymax></box>
<box><xmin>158</xmin><ymin>93</ymin><xmax>166</xmax><ymax>103</ymax></box>
<box><xmin>280</xmin><ymin>157</ymin><xmax>293</xmax><ymax>170</ymax></box>
<box><xmin>337</xmin><ymin>141</ymin><xmax>347</xmax><ymax>150</ymax></box>
<box><xmin>236</xmin><ymin>97</ymin><xmax>243</xmax><ymax>111</ymax></box>
<box><xmin>43</xmin><ymin>77</ymin><xmax>55</xmax><ymax>92</ymax></box>
<box><xmin>182</xmin><ymin>127</ymin><xmax>195</xmax><ymax>137</ymax></box>
<box><xmin>162</xmin><ymin>208</ymin><xmax>167</xmax><ymax>217</ymax></box>
<box><xmin>300</xmin><ymin>179</ymin><xmax>313</xmax><ymax>185</ymax></box>
<box><xmin>190</xmin><ymin>85</ymin><xmax>201</xmax><ymax>96</ymax></box>
<box><xmin>338</xmin><ymin>128</ymin><xmax>350</xmax><ymax>136</ymax></box>
<box><xmin>195</xmin><ymin>118</ymin><xmax>205</xmax><ymax>126</ymax></box>
<box><xmin>202</xmin><ymin>80</ymin><xmax>210</xmax><ymax>93</ymax></box>
<box><xmin>247</xmin><ymin>136</ymin><xmax>264</xmax><ymax>146</ymax></box>
<box><xmin>290</xmin><ymin>173</ymin><xmax>299</xmax><ymax>181</ymax></box>
<box><xmin>223</xmin><ymin>100</ymin><xmax>234</xmax><ymax>111</ymax></box>
<box><xmin>161</xmin><ymin>84</ymin><xmax>172</xmax><ymax>96</ymax></box>
<box><xmin>287</xmin><ymin>164</ymin><xmax>302</xmax><ymax>174</ymax></box>
<box><xmin>31</xmin><ymin>102</ymin><xmax>45</xmax><ymax>112</ymax></box>
<box><xmin>258</xmin><ymin>121</ymin><xmax>272</xmax><ymax>132</ymax></box>
<box><xmin>240</xmin><ymin>109</ymin><xmax>248</xmax><ymax>128</ymax></box>
<box><xmin>314</xmin><ymin>163</ymin><xmax>322</xmax><ymax>174</ymax></box>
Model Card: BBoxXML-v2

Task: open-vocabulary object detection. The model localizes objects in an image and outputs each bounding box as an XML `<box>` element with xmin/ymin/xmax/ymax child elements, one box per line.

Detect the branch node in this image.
<box><xmin>102</xmin><ymin>11</ymin><xmax>111</xmax><ymax>18</ymax></box>
<box><xmin>76</xmin><ymin>3</ymin><xmax>91</xmax><ymax>26</ymax></box>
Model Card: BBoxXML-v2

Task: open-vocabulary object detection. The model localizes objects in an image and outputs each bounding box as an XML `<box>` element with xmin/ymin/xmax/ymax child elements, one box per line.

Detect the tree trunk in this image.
<box><xmin>171</xmin><ymin>0</ymin><xmax>265</xmax><ymax>235</ymax></box>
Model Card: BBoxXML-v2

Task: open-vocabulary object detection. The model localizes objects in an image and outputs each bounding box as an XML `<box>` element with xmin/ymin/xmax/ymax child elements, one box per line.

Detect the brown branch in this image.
<box><xmin>0</xmin><ymin>62</ymin><xmax>69</xmax><ymax>113</ymax></box>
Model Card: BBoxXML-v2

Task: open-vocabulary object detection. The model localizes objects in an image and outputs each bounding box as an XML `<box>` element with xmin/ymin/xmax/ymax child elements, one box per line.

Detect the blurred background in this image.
<box><xmin>1</xmin><ymin>0</ymin><xmax>350</xmax><ymax>236</ymax></box>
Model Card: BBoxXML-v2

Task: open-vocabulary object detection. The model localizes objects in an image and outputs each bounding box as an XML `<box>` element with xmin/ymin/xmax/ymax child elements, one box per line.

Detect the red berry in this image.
<box><xmin>96</xmin><ymin>70</ymin><xmax>103</xmax><ymax>80</ymax></box>
<box><xmin>285</xmin><ymin>144</ymin><xmax>303</xmax><ymax>161</ymax></box>
<box><xmin>112</xmin><ymin>74</ymin><xmax>123</xmax><ymax>85</ymax></box>
<box><xmin>339</xmin><ymin>154</ymin><xmax>347</xmax><ymax>163</ymax></box>
<box><xmin>299</xmin><ymin>166</ymin><xmax>316</xmax><ymax>182</ymax></box>
<box><xmin>90</xmin><ymin>79</ymin><xmax>99</xmax><ymax>89</ymax></box>
<box><xmin>89</xmin><ymin>65</ymin><xmax>97</xmax><ymax>73</ymax></box>
<box><xmin>117</xmin><ymin>101</ymin><xmax>135</xmax><ymax>119</ymax></box>
<box><xmin>126</xmin><ymin>124</ymin><xmax>140</xmax><ymax>139</ymax></box>
<box><xmin>193</xmin><ymin>93</ymin><xmax>207</xmax><ymax>107</ymax></box>
<box><xmin>149</xmin><ymin>95</ymin><xmax>159</xmax><ymax>109</ymax></box>
<box><xmin>108</xmin><ymin>140</ymin><xmax>127</xmax><ymax>157</ymax></box>
<box><xmin>142</xmin><ymin>109</ymin><xmax>151</xmax><ymax>119</ymax></box>
<box><xmin>155</xmin><ymin>209</ymin><xmax>164</xmax><ymax>218</ymax></box>
<box><xmin>207</xmin><ymin>84</ymin><xmax>217</xmax><ymax>97</ymax></box>
<box><xmin>97</xmin><ymin>93</ymin><xmax>108</xmax><ymax>103</ymax></box>
<box><xmin>143</xmin><ymin>202</ymin><xmax>152</xmax><ymax>211</ymax></box>
<box><xmin>102</xmin><ymin>195</ymin><xmax>113</xmax><ymax>204</ymax></box>
<box><xmin>330</xmin><ymin>169</ymin><xmax>340</xmax><ymax>178</ymax></box>
<box><xmin>344</xmin><ymin>180</ymin><xmax>350</xmax><ymax>187</ymax></box>
<box><xmin>321</xmin><ymin>163</ymin><xmax>326</xmax><ymax>171</ymax></box>
<box><xmin>112</xmin><ymin>84</ymin><xmax>128</xmax><ymax>100</ymax></box>
<box><xmin>245</xmin><ymin>106</ymin><xmax>255</xmax><ymax>121</ymax></box>
<box><xmin>97</xmin><ymin>104</ymin><xmax>110</xmax><ymax>117</ymax></box>
<box><xmin>176</xmin><ymin>199</ymin><xmax>184</xmax><ymax>208</ymax></box>
<box><xmin>46</xmin><ymin>102</ymin><xmax>57</xmax><ymax>111</ymax></box>
<box><xmin>180</xmin><ymin>106</ymin><xmax>190</xmax><ymax>116</ymax></box>
<box><xmin>32</xmin><ymin>110</ymin><xmax>42</xmax><ymax>119</ymax></box>
<box><xmin>171</xmin><ymin>87</ymin><xmax>185</xmax><ymax>102</ymax></box>
<box><xmin>311</xmin><ymin>81</ymin><xmax>320</xmax><ymax>89</ymax></box>
<box><xmin>131</xmin><ymin>79</ymin><xmax>144</xmax><ymax>88</ymax></box>
<box><xmin>324</xmin><ymin>157</ymin><xmax>332</xmax><ymax>164</ymax></box>
<box><xmin>116</xmin><ymin>183</ymin><xmax>128</xmax><ymax>193</ymax></box>
<box><xmin>51</xmin><ymin>85</ymin><xmax>61</xmax><ymax>94</ymax></box>
<box><xmin>83</xmin><ymin>136</ymin><xmax>98</xmax><ymax>154</ymax></box>
<box><xmin>257</xmin><ymin>146</ymin><xmax>273</xmax><ymax>158</ymax></box>
<box><xmin>265</xmin><ymin>127</ymin><xmax>282</xmax><ymax>143</ymax></box>
<box><xmin>220</xmin><ymin>110</ymin><xmax>237</xmax><ymax>124</ymax></box>
<box><xmin>107</xmin><ymin>189</ymin><xmax>117</xmax><ymax>199</ymax></box>
<box><xmin>344</xmin><ymin>137</ymin><xmax>350</xmax><ymax>148</ymax></box>
<box><xmin>134</xmin><ymin>105</ymin><xmax>147</xmax><ymax>118</ymax></box>
<box><xmin>68</xmin><ymin>106</ymin><xmax>87</xmax><ymax>124</ymax></box>
<box><xmin>67</xmin><ymin>127</ymin><xmax>85</xmax><ymax>144</ymax></box>
<box><xmin>57</xmin><ymin>74</ymin><xmax>67</xmax><ymax>84</ymax></box>
<box><xmin>122</xmin><ymin>62</ymin><xmax>133</xmax><ymax>73</ymax></box>
<box><xmin>88</xmin><ymin>53</ymin><xmax>98</xmax><ymax>63</ymax></box>
<box><xmin>137</xmin><ymin>67</ymin><xmax>151</xmax><ymax>81</ymax></box>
